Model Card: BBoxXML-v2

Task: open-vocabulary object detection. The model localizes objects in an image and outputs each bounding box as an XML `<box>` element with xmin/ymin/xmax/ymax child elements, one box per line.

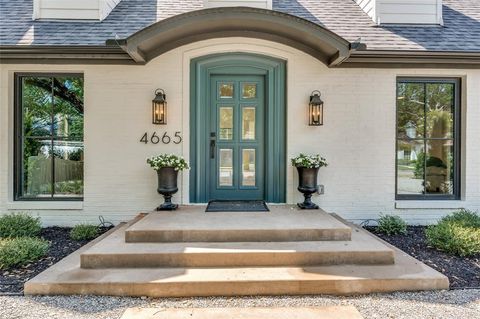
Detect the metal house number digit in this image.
<box><xmin>173</xmin><ymin>131</ymin><xmax>182</xmax><ymax>144</ymax></box>
<box><xmin>139</xmin><ymin>132</ymin><xmax>182</xmax><ymax>145</ymax></box>
<box><xmin>162</xmin><ymin>132</ymin><xmax>171</xmax><ymax>144</ymax></box>
<box><xmin>140</xmin><ymin>132</ymin><xmax>148</xmax><ymax>144</ymax></box>
<box><xmin>151</xmin><ymin>132</ymin><xmax>160</xmax><ymax>144</ymax></box>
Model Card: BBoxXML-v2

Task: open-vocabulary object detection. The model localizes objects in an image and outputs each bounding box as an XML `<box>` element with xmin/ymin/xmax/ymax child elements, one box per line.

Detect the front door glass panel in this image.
<box><xmin>242</xmin><ymin>107</ymin><xmax>255</xmax><ymax>140</ymax></box>
<box><xmin>219</xmin><ymin>149</ymin><xmax>233</xmax><ymax>186</ymax></box>
<box><xmin>242</xmin><ymin>149</ymin><xmax>256</xmax><ymax>186</ymax></box>
<box><xmin>242</xmin><ymin>83</ymin><xmax>257</xmax><ymax>99</ymax></box>
<box><xmin>219</xmin><ymin>106</ymin><xmax>233</xmax><ymax>140</ymax></box>
<box><xmin>219</xmin><ymin>83</ymin><xmax>234</xmax><ymax>99</ymax></box>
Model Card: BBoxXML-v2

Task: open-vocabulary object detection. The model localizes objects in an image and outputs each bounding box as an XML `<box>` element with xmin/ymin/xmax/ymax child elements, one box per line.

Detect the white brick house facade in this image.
<box><xmin>1</xmin><ymin>37</ymin><xmax>479</xmax><ymax>226</ymax></box>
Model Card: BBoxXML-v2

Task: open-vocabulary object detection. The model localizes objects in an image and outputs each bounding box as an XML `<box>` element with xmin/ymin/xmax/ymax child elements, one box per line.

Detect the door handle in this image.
<box><xmin>210</xmin><ymin>132</ymin><xmax>216</xmax><ymax>159</ymax></box>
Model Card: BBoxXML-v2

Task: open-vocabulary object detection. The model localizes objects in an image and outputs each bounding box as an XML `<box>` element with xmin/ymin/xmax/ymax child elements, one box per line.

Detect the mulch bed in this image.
<box><xmin>366</xmin><ymin>226</ymin><xmax>480</xmax><ymax>289</ymax></box>
<box><xmin>0</xmin><ymin>227</ymin><xmax>111</xmax><ymax>295</ymax></box>
<box><xmin>1</xmin><ymin>225</ymin><xmax>477</xmax><ymax>294</ymax></box>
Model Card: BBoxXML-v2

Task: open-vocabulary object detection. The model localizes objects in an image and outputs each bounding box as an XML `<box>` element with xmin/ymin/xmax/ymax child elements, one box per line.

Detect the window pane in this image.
<box><xmin>23</xmin><ymin>139</ymin><xmax>52</xmax><ymax>198</ymax></box>
<box><xmin>22</xmin><ymin>77</ymin><xmax>53</xmax><ymax>137</ymax></box>
<box><xmin>53</xmin><ymin>140</ymin><xmax>84</xmax><ymax>197</ymax></box>
<box><xmin>397</xmin><ymin>139</ymin><xmax>425</xmax><ymax>195</ymax></box>
<box><xmin>242</xmin><ymin>83</ymin><xmax>256</xmax><ymax>99</ymax></box>
<box><xmin>219</xmin><ymin>107</ymin><xmax>233</xmax><ymax>140</ymax></box>
<box><xmin>426</xmin><ymin>83</ymin><xmax>454</xmax><ymax>139</ymax></box>
<box><xmin>219</xmin><ymin>149</ymin><xmax>233</xmax><ymax>186</ymax></box>
<box><xmin>242</xmin><ymin>107</ymin><xmax>255</xmax><ymax>140</ymax></box>
<box><xmin>53</xmin><ymin>77</ymin><xmax>84</xmax><ymax>139</ymax></box>
<box><xmin>16</xmin><ymin>74</ymin><xmax>84</xmax><ymax>200</ymax></box>
<box><xmin>219</xmin><ymin>83</ymin><xmax>233</xmax><ymax>99</ymax></box>
<box><xmin>397</xmin><ymin>82</ymin><xmax>425</xmax><ymax>139</ymax></box>
<box><xmin>396</xmin><ymin>79</ymin><xmax>459</xmax><ymax>199</ymax></box>
<box><xmin>425</xmin><ymin>140</ymin><xmax>454</xmax><ymax>195</ymax></box>
<box><xmin>242</xmin><ymin>149</ymin><xmax>256</xmax><ymax>186</ymax></box>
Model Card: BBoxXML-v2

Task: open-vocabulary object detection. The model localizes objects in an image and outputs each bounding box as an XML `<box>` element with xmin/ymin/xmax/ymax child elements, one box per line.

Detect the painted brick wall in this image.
<box><xmin>1</xmin><ymin>38</ymin><xmax>478</xmax><ymax>226</ymax></box>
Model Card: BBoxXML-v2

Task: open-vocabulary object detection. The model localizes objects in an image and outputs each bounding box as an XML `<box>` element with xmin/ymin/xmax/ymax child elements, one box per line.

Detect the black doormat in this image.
<box><xmin>205</xmin><ymin>200</ymin><xmax>269</xmax><ymax>212</ymax></box>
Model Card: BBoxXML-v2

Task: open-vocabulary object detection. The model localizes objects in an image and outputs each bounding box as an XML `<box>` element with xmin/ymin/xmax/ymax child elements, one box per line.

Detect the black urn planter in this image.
<box><xmin>156</xmin><ymin>167</ymin><xmax>179</xmax><ymax>211</ymax></box>
<box><xmin>296</xmin><ymin>166</ymin><xmax>319</xmax><ymax>209</ymax></box>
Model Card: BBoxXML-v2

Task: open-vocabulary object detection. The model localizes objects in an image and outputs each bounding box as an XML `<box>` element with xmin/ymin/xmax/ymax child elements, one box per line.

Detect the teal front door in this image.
<box><xmin>208</xmin><ymin>75</ymin><xmax>265</xmax><ymax>200</ymax></box>
<box><xmin>190</xmin><ymin>53</ymin><xmax>286</xmax><ymax>203</ymax></box>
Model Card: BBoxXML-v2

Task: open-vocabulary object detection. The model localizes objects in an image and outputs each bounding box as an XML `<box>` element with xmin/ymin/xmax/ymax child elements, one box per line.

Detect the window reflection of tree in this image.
<box><xmin>397</xmin><ymin>81</ymin><xmax>456</xmax><ymax>196</ymax></box>
<box><xmin>21</xmin><ymin>76</ymin><xmax>84</xmax><ymax>198</ymax></box>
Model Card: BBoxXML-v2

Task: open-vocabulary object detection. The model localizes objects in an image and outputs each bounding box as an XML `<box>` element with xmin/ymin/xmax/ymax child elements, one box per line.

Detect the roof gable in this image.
<box><xmin>0</xmin><ymin>0</ymin><xmax>479</xmax><ymax>52</ymax></box>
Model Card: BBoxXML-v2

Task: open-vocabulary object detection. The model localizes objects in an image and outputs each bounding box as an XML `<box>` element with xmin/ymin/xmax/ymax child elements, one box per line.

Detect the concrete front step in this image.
<box><xmin>125</xmin><ymin>206</ymin><xmax>352</xmax><ymax>242</ymax></box>
<box><xmin>24</xmin><ymin>218</ymin><xmax>449</xmax><ymax>297</ymax></box>
<box><xmin>81</xmin><ymin>224</ymin><xmax>394</xmax><ymax>268</ymax></box>
<box><xmin>24</xmin><ymin>254</ymin><xmax>449</xmax><ymax>297</ymax></box>
<box><xmin>120</xmin><ymin>307</ymin><xmax>364</xmax><ymax>319</ymax></box>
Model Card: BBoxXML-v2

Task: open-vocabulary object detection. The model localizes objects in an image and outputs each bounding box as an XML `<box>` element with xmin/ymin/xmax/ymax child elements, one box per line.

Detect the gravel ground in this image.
<box><xmin>0</xmin><ymin>290</ymin><xmax>479</xmax><ymax>319</ymax></box>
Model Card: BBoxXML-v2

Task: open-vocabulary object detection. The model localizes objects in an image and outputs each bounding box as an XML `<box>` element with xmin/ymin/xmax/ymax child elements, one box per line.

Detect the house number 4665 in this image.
<box><xmin>139</xmin><ymin>132</ymin><xmax>182</xmax><ymax>144</ymax></box>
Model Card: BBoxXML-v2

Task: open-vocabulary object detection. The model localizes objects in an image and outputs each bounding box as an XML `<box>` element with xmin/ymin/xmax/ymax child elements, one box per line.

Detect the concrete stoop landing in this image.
<box><xmin>24</xmin><ymin>206</ymin><xmax>449</xmax><ymax>297</ymax></box>
<box><xmin>125</xmin><ymin>207</ymin><xmax>352</xmax><ymax>242</ymax></box>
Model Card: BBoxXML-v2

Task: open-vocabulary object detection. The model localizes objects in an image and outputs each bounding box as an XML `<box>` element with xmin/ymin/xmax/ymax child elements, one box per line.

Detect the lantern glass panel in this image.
<box><xmin>309</xmin><ymin>102</ymin><xmax>323</xmax><ymax>126</ymax></box>
<box><xmin>152</xmin><ymin>99</ymin><xmax>166</xmax><ymax>124</ymax></box>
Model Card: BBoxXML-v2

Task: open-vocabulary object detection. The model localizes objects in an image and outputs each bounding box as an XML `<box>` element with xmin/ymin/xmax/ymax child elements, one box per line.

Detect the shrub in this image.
<box><xmin>440</xmin><ymin>209</ymin><xmax>480</xmax><ymax>228</ymax></box>
<box><xmin>377</xmin><ymin>214</ymin><xmax>407</xmax><ymax>236</ymax></box>
<box><xmin>426</xmin><ymin>210</ymin><xmax>480</xmax><ymax>257</ymax></box>
<box><xmin>0</xmin><ymin>213</ymin><xmax>42</xmax><ymax>238</ymax></box>
<box><xmin>0</xmin><ymin>237</ymin><xmax>49</xmax><ymax>269</ymax></box>
<box><xmin>70</xmin><ymin>224</ymin><xmax>99</xmax><ymax>241</ymax></box>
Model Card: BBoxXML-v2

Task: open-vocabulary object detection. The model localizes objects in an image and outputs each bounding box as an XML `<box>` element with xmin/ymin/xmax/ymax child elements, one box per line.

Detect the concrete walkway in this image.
<box><xmin>120</xmin><ymin>306</ymin><xmax>363</xmax><ymax>319</ymax></box>
<box><xmin>1</xmin><ymin>290</ymin><xmax>479</xmax><ymax>319</ymax></box>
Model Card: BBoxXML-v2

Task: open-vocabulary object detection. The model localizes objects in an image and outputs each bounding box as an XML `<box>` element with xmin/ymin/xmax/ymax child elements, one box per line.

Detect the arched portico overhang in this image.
<box><xmin>107</xmin><ymin>7</ymin><xmax>363</xmax><ymax>67</ymax></box>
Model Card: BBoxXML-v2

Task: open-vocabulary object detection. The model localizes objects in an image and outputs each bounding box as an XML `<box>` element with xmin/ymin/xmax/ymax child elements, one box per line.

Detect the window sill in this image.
<box><xmin>395</xmin><ymin>200</ymin><xmax>465</xmax><ymax>209</ymax></box>
<box><xmin>6</xmin><ymin>201</ymin><xmax>83</xmax><ymax>210</ymax></box>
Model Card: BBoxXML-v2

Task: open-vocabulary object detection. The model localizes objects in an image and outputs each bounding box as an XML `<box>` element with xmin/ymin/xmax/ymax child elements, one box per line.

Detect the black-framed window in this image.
<box><xmin>14</xmin><ymin>73</ymin><xmax>84</xmax><ymax>201</ymax></box>
<box><xmin>396</xmin><ymin>78</ymin><xmax>461</xmax><ymax>200</ymax></box>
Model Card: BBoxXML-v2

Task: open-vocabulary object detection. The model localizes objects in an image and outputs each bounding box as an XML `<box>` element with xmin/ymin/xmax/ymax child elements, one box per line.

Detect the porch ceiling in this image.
<box><xmin>106</xmin><ymin>7</ymin><xmax>360</xmax><ymax>67</ymax></box>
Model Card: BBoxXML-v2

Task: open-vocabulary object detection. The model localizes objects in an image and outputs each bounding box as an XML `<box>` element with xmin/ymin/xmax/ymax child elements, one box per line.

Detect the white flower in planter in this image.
<box><xmin>291</xmin><ymin>153</ymin><xmax>327</xmax><ymax>168</ymax></box>
<box><xmin>147</xmin><ymin>154</ymin><xmax>189</xmax><ymax>171</ymax></box>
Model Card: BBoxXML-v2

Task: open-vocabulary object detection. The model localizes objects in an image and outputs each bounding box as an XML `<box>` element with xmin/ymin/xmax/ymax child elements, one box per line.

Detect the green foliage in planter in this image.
<box><xmin>147</xmin><ymin>154</ymin><xmax>189</xmax><ymax>171</ymax></box>
<box><xmin>377</xmin><ymin>214</ymin><xmax>407</xmax><ymax>236</ymax></box>
<box><xmin>291</xmin><ymin>153</ymin><xmax>328</xmax><ymax>168</ymax></box>
<box><xmin>0</xmin><ymin>237</ymin><xmax>49</xmax><ymax>269</ymax></box>
<box><xmin>0</xmin><ymin>212</ymin><xmax>42</xmax><ymax>238</ymax></box>
<box><xmin>70</xmin><ymin>224</ymin><xmax>99</xmax><ymax>241</ymax></box>
<box><xmin>426</xmin><ymin>210</ymin><xmax>480</xmax><ymax>257</ymax></box>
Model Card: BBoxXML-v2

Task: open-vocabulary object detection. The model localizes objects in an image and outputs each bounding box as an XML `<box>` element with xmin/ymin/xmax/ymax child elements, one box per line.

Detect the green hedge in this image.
<box><xmin>0</xmin><ymin>213</ymin><xmax>42</xmax><ymax>238</ymax></box>
<box><xmin>0</xmin><ymin>237</ymin><xmax>49</xmax><ymax>269</ymax></box>
<box><xmin>426</xmin><ymin>210</ymin><xmax>480</xmax><ymax>257</ymax></box>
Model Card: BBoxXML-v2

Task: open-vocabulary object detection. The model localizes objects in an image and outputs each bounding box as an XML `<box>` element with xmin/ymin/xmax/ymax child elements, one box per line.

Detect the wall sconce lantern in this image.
<box><xmin>152</xmin><ymin>88</ymin><xmax>167</xmax><ymax>124</ymax></box>
<box><xmin>309</xmin><ymin>90</ymin><xmax>324</xmax><ymax>126</ymax></box>
<box><xmin>405</xmin><ymin>121</ymin><xmax>417</xmax><ymax>139</ymax></box>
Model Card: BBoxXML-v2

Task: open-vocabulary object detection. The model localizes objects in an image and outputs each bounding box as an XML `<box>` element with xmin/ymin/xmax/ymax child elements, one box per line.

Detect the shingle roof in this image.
<box><xmin>0</xmin><ymin>0</ymin><xmax>479</xmax><ymax>52</ymax></box>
